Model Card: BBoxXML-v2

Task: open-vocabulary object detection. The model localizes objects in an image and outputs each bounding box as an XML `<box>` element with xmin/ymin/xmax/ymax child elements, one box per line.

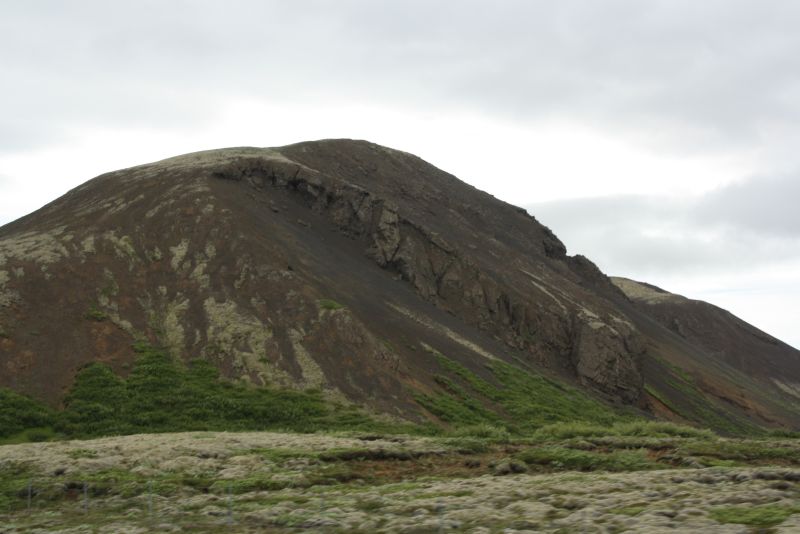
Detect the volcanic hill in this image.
<box><xmin>0</xmin><ymin>139</ymin><xmax>798</xmax><ymax>433</ymax></box>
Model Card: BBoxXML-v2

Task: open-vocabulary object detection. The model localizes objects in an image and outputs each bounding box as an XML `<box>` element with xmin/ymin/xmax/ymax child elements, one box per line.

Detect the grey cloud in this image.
<box><xmin>528</xmin><ymin>173</ymin><xmax>800</xmax><ymax>276</ymax></box>
<box><xmin>695</xmin><ymin>174</ymin><xmax>800</xmax><ymax>236</ymax></box>
<box><xmin>3</xmin><ymin>1</ymin><xmax>800</xmax><ymax>153</ymax></box>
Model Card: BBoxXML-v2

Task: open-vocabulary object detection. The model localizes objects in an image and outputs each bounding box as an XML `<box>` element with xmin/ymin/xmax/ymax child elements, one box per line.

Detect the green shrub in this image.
<box><xmin>710</xmin><ymin>505</ymin><xmax>800</xmax><ymax>527</ymax></box>
<box><xmin>677</xmin><ymin>440</ymin><xmax>797</xmax><ymax>462</ymax></box>
<box><xmin>531</xmin><ymin>422</ymin><xmax>611</xmax><ymax>441</ymax></box>
<box><xmin>767</xmin><ymin>428</ymin><xmax>800</xmax><ymax>438</ymax></box>
<box><xmin>531</xmin><ymin>420</ymin><xmax>715</xmax><ymax>442</ymax></box>
<box><xmin>84</xmin><ymin>306</ymin><xmax>108</xmax><ymax>321</ymax></box>
<box><xmin>448</xmin><ymin>423</ymin><xmax>511</xmax><ymax>442</ymax></box>
<box><xmin>31</xmin><ymin>342</ymin><xmax>408</xmax><ymax>438</ymax></box>
<box><xmin>318</xmin><ymin>299</ymin><xmax>344</xmax><ymax>310</ymax></box>
<box><xmin>444</xmin><ymin>437</ymin><xmax>490</xmax><ymax>454</ymax></box>
<box><xmin>21</xmin><ymin>427</ymin><xmax>55</xmax><ymax>442</ymax></box>
<box><xmin>517</xmin><ymin>446</ymin><xmax>655</xmax><ymax>472</ymax></box>
<box><xmin>613</xmin><ymin>421</ymin><xmax>714</xmax><ymax>439</ymax></box>
<box><xmin>0</xmin><ymin>388</ymin><xmax>54</xmax><ymax>439</ymax></box>
<box><xmin>59</xmin><ymin>363</ymin><xmax>129</xmax><ymax>436</ymax></box>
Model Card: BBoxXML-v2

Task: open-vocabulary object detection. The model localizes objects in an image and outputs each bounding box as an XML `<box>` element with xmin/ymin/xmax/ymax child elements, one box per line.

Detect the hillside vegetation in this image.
<box><xmin>1</xmin><ymin>340</ymin><xmax>647</xmax><ymax>444</ymax></box>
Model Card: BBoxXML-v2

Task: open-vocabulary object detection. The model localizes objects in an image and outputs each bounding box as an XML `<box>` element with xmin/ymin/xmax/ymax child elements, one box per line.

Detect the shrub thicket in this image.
<box><xmin>2</xmin><ymin>342</ymin><xmax>414</xmax><ymax>441</ymax></box>
<box><xmin>0</xmin><ymin>389</ymin><xmax>55</xmax><ymax>439</ymax></box>
<box><xmin>56</xmin><ymin>342</ymin><xmax>336</xmax><ymax>437</ymax></box>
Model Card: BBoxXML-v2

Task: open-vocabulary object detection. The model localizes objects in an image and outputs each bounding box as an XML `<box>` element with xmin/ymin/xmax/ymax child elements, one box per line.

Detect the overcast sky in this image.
<box><xmin>1</xmin><ymin>1</ymin><xmax>798</xmax><ymax>348</ymax></box>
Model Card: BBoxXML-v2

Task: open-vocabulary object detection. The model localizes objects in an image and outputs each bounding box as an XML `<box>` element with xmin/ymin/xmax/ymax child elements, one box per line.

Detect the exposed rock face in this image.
<box><xmin>571</xmin><ymin>316</ymin><xmax>644</xmax><ymax>403</ymax></box>
<box><xmin>206</xmin><ymin>143</ymin><xmax>647</xmax><ymax>402</ymax></box>
<box><xmin>0</xmin><ymin>139</ymin><xmax>798</xmax><ymax>430</ymax></box>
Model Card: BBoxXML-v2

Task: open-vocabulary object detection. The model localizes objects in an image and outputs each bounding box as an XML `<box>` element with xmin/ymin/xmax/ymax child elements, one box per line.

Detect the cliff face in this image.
<box><xmin>0</xmin><ymin>139</ymin><xmax>797</xmax><ymax>430</ymax></box>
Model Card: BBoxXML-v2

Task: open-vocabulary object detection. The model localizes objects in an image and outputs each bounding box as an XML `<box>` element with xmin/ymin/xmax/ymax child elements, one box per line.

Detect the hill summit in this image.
<box><xmin>1</xmin><ymin>139</ymin><xmax>798</xmax><ymax>433</ymax></box>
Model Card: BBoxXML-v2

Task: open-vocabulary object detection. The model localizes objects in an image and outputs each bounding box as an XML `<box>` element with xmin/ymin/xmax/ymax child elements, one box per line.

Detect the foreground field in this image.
<box><xmin>1</xmin><ymin>428</ymin><xmax>799</xmax><ymax>533</ymax></box>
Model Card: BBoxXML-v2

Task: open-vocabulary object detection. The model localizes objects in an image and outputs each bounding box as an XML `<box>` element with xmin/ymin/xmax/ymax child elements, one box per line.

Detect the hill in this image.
<box><xmin>1</xmin><ymin>139</ymin><xmax>798</xmax><ymax>436</ymax></box>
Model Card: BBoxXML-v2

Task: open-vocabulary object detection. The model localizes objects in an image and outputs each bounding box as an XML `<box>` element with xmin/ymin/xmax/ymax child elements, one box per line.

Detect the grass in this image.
<box><xmin>0</xmin><ymin>461</ymin><xmax>35</xmax><ymax>512</ymax></box>
<box><xmin>710</xmin><ymin>504</ymin><xmax>800</xmax><ymax>527</ymax></box>
<box><xmin>676</xmin><ymin>439</ymin><xmax>798</xmax><ymax>462</ymax></box>
<box><xmin>609</xmin><ymin>505</ymin><xmax>647</xmax><ymax>516</ymax></box>
<box><xmin>650</xmin><ymin>366</ymin><xmax>762</xmax><ymax>436</ymax></box>
<box><xmin>530</xmin><ymin>420</ymin><xmax>714</xmax><ymax>442</ymax></box>
<box><xmin>318</xmin><ymin>299</ymin><xmax>344</xmax><ymax>310</ymax></box>
<box><xmin>447</xmin><ymin>423</ymin><xmax>511</xmax><ymax>442</ymax></box>
<box><xmin>84</xmin><ymin>305</ymin><xmax>108</xmax><ymax>321</ymax></box>
<box><xmin>516</xmin><ymin>446</ymin><xmax>656</xmax><ymax>472</ymax></box>
<box><xmin>66</xmin><ymin>448</ymin><xmax>98</xmax><ymax>459</ymax></box>
<box><xmin>415</xmin><ymin>350</ymin><xmax>624</xmax><ymax>434</ymax></box>
<box><xmin>644</xmin><ymin>383</ymin><xmax>678</xmax><ymax>412</ymax></box>
<box><xmin>443</xmin><ymin>437</ymin><xmax>490</xmax><ymax>454</ymax></box>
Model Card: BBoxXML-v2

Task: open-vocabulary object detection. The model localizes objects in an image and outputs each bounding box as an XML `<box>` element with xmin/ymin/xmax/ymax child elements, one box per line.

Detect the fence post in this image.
<box><xmin>226</xmin><ymin>484</ymin><xmax>233</xmax><ymax>525</ymax></box>
<box><xmin>148</xmin><ymin>480</ymin><xmax>153</xmax><ymax>518</ymax></box>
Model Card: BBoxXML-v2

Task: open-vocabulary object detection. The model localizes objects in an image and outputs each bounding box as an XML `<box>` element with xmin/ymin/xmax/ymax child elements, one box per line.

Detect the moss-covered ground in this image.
<box><xmin>0</xmin><ymin>425</ymin><xmax>798</xmax><ymax>532</ymax></box>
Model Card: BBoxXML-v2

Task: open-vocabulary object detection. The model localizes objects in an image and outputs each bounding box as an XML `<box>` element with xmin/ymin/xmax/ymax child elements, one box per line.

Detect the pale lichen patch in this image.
<box><xmin>0</xmin><ymin>270</ymin><xmax>12</xmax><ymax>306</ymax></box>
<box><xmin>773</xmin><ymin>379</ymin><xmax>800</xmax><ymax>400</ymax></box>
<box><xmin>108</xmin><ymin>313</ymin><xmax>135</xmax><ymax>335</ymax></box>
<box><xmin>387</xmin><ymin>302</ymin><xmax>497</xmax><ymax>360</ymax></box>
<box><xmin>145</xmin><ymin>199</ymin><xmax>175</xmax><ymax>219</ymax></box>
<box><xmin>104</xmin><ymin>194</ymin><xmax>145</xmax><ymax>216</ymax></box>
<box><xmin>101</xmin><ymin>268</ymin><xmax>119</xmax><ymax>296</ymax></box>
<box><xmin>611</xmin><ymin>277</ymin><xmax>682</xmax><ymax>304</ymax></box>
<box><xmin>576</xmin><ymin>308</ymin><xmax>613</xmax><ymax>332</ymax></box>
<box><xmin>170</xmin><ymin>239</ymin><xmax>190</xmax><ymax>271</ymax></box>
<box><xmin>234</xmin><ymin>263</ymin><xmax>252</xmax><ymax>290</ymax></box>
<box><xmin>0</xmin><ymin>227</ymin><xmax>70</xmax><ymax>265</ymax></box>
<box><xmin>288</xmin><ymin>328</ymin><xmax>327</xmax><ymax>389</ymax></box>
<box><xmin>81</xmin><ymin>235</ymin><xmax>96</xmax><ymax>254</ymax></box>
<box><xmin>519</xmin><ymin>269</ymin><xmax>569</xmax><ymax>315</ymax></box>
<box><xmin>163</xmin><ymin>298</ymin><xmax>190</xmax><ymax>356</ymax></box>
<box><xmin>103</xmin><ymin>231</ymin><xmax>138</xmax><ymax>262</ymax></box>
<box><xmin>146</xmin><ymin>246</ymin><xmax>163</xmax><ymax>262</ymax></box>
<box><xmin>190</xmin><ymin>258</ymin><xmax>210</xmax><ymax>290</ymax></box>
<box><xmin>202</xmin><ymin>298</ymin><xmax>291</xmax><ymax>386</ymax></box>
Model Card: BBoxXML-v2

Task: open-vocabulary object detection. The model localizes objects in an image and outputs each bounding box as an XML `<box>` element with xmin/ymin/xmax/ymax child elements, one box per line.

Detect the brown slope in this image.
<box><xmin>611</xmin><ymin>277</ymin><xmax>800</xmax><ymax>430</ymax></box>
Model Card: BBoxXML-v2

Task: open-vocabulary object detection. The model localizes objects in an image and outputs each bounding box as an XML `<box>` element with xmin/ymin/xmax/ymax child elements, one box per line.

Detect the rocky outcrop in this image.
<box><xmin>204</xmin><ymin>151</ymin><xmax>646</xmax><ymax>402</ymax></box>
<box><xmin>570</xmin><ymin>315</ymin><xmax>644</xmax><ymax>403</ymax></box>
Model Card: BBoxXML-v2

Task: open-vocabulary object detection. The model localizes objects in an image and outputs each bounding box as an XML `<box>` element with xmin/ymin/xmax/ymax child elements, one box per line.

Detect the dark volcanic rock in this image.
<box><xmin>0</xmin><ymin>139</ymin><xmax>798</xmax><ymax>430</ymax></box>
